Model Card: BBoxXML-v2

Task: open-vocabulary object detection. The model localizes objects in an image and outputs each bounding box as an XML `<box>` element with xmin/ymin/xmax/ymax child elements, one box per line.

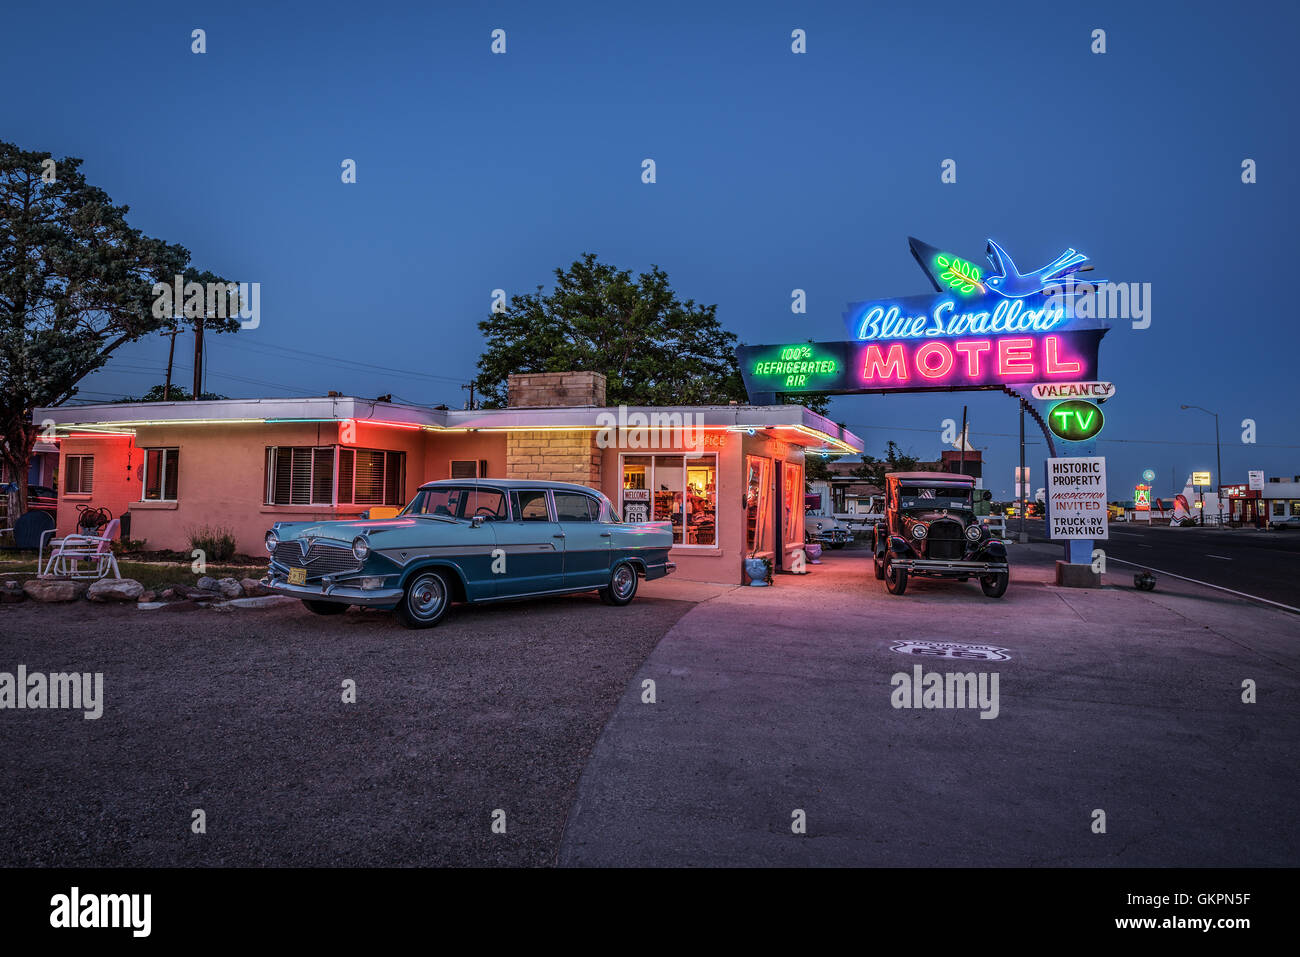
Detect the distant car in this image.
<box><xmin>0</xmin><ymin>482</ymin><xmax>57</xmax><ymax>517</ymax></box>
<box><xmin>1270</xmin><ymin>514</ymin><xmax>1300</xmax><ymax>530</ymax></box>
<box><xmin>805</xmin><ymin>510</ymin><xmax>853</xmax><ymax>549</ymax></box>
<box><xmin>263</xmin><ymin>479</ymin><xmax>675</xmax><ymax>628</ymax></box>
<box><xmin>871</xmin><ymin>472</ymin><xmax>1009</xmax><ymax>598</ymax></box>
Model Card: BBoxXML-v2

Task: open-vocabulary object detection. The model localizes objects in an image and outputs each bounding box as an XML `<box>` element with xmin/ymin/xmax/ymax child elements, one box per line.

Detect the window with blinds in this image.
<box><xmin>265</xmin><ymin>447</ymin><xmax>336</xmax><ymax>505</ymax></box>
<box><xmin>65</xmin><ymin>455</ymin><xmax>95</xmax><ymax>494</ymax></box>
<box><xmin>267</xmin><ymin>446</ymin><xmax>406</xmax><ymax>506</ymax></box>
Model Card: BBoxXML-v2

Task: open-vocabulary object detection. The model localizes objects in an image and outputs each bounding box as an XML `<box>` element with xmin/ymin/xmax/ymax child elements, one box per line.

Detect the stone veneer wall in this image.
<box><xmin>505</xmin><ymin>430</ymin><xmax>602</xmax><ymax>487</ymax></box>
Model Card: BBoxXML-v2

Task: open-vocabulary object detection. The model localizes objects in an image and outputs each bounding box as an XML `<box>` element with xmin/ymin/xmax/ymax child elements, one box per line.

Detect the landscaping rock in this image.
<box><xmin>22</xmin><ymin>579</ymin><xmax>88</xmax><ymax>602</ymax></box>
<box><xmin>216</xmin><ymin>577</ymin><xmax>244</xmax><ymax>599</ymax></box>
<box><xmin>87</xmin><ymin>578</ymin><xmax>145</xmax><ymax>602</ymax></box>
<box><xmin>160</xmin><ymin>587</ymin><xmax>181</xmax><ymax>600</ymax></box>
<box><xmin>138</xmin><ymin>590</ymin><xmax>157</xmax><ymax>603</ymax></box>
<box><xmin>228</xmin><ymin>595</ymin><xmax>297</xmax><ymax>610</ymax></box>
<box><xmin>195</xmin><ymin>576</ymin><xmax>219</xmax><ymax>592</ymax></box>
<box><xmin>240</xmin><ymin>577</ymin><xmax>272</xmax><ymax>597</ymax></box>
<box><xmin>0</xmin><ymin>581</ymin><xmax>27</xmax><ymax>603</ymax></box>
<box><xmin>136</xmin><ymin>601</ymin><xmax>167</xmax><ymax>611</ymax></box>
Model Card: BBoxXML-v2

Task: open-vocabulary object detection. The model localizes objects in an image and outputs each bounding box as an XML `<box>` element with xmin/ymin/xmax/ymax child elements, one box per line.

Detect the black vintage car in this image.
<box><xmin>871</xmin><ymin>471</ymin><xmax>1009</xmax><ymax>598</ymax></box>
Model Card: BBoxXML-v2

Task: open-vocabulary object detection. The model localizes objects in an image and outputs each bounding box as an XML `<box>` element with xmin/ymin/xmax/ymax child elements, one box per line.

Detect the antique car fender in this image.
<box><xmin>396</xmin><ymin>559</ymin><xmax>473</xmax><ymax>603</ymax></box>
<box><xmin>973</xmin><ymin>539</ymin><xmax>1008</xmax><ymax>562</ymax></box>
<box><xmin>885</xmin><ymin>535</ymin><xmax>913</xmax><ymax>559</ymax></box>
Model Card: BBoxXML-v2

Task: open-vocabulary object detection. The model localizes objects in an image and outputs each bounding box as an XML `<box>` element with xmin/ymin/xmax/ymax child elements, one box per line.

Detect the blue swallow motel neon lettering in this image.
<box><xmin>855</xmin><ymin>295</ymin><xmax>1068</xmax><ymax>342</ymax></box>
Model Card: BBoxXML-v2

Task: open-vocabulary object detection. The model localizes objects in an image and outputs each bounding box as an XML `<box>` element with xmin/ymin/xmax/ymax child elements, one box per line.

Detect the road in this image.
<box><xmin>1017</xmin><ymin>519</ymin><xmax>1300</xmax><ymax>609</ymax></box>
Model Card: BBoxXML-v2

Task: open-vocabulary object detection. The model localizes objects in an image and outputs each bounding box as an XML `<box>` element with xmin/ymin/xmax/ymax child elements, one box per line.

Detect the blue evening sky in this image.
<box><xmin>3</xmin><ymin>0</ymin><xmax>1296</xmax><ymax>498</ymax></box>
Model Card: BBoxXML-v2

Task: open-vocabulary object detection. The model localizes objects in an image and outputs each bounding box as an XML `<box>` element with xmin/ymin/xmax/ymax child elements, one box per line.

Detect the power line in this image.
<box><xmin>209</xmin><ymin>337</ymin><xmax>470</xmax><ymax>384</ymax></box>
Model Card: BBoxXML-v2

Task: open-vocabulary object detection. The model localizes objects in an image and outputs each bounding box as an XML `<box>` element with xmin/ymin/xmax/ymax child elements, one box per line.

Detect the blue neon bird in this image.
<box><xmin>983</xmin><ymin>239</ymin><xmax>1100</xmax><ymax>298</ymax></box>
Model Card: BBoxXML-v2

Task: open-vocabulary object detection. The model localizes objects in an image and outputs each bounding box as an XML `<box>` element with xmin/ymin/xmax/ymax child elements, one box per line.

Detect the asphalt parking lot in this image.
<box><xmin>562</xmin><ymin>546</ymin><xmax>1300</xmax><ymax>866</ymax></box>
<box><xmin>3</xmin><ymin>545</ymin><xmax>1295</xmax><ymax>868</ymax></box>
<box><xmin>0</xmin><ymin>593</ymin><xmax>692</xmax><ymax>867</ymax></box>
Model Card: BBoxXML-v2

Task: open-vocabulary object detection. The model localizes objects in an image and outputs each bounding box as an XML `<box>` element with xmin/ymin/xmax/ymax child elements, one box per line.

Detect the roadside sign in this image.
<box><xmin>1142</xmin><ymin>469</ymin><xmax>1156</xmax><ymax>483</ymax></box>
<box><xmin>1046</xmin><ymin>456</ymin><xmax>1108</xmax><ymax>540</ymax></box>
<box><xmin>1192</xmin><ymin>470</ymin><xmax>1212</xmax><ymax>487</ymax></box>
<box><xmin>1134</xmin><ymin>485</ymin><xmax>1151</xmax><ymax>510</ymax></box>
<box><xmin>1248</xmin><ymin>470</ymin><xmax>1264</xmax><ymax>491</ymax></box>
<box><xmin>1046</xmin><ymin>400</ymin><xmax>1105</xmax><ymax>441</ymax></box>
<box><xmin>1030</xmin><ymin>381</ymin><xmax>1116</xmax><ymax>401</ymax></box>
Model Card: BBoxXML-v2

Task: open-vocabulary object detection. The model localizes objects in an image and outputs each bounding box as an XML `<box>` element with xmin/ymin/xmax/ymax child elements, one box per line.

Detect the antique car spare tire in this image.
<box><xmin>884</xmin><ymin>558</ymin><xmax>908</xmax><ymax>595</ymax></box>
<box><xmin>397</xmin><ymin>570</ymin><xmax>452</xmax><ymax>628</ymax></box>
<box><xmin>302</xmin><ymin>600</ymin><xmax>348</xmax><ymax>615</ymax></box>
<box><xmin>600</xmin><ymin>561</ymin><xmax>639</xmax><ymax>606</ymax></box>
<box><xmin>980</xmin><ymin>572</ymin><xmax>1009</xmax><ymax>599</ymax></box>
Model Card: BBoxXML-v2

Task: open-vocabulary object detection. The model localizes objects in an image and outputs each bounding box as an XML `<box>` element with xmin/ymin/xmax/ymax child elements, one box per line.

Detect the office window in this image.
<box><xmin>142</xmin><ymin>448</ymin><xmax>180</xmax><ymax>501</ymax></box>
<box><xmin>621</xmin><ymin>454</ymin><xmax>717</xmax><ymax>546</ymax></box>
<box><xmin>65</xmin><ymin>455</ymin><xmax>94</xmax><ymax>494</ymax></box>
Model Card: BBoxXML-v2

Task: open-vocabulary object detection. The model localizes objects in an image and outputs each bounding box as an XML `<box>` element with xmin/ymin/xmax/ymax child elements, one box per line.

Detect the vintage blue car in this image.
<box><xmin>262</xmin><ymin>479</ymin><xmax>676</xmax><ymax>627</ymax></box>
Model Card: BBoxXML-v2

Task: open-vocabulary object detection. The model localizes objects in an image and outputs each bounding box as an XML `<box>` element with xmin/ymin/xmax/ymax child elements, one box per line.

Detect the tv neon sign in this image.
<box><xmin>1047</xmin><ymin>399</ymin><xmax>1104</xmax><ymax>441</ymax></box>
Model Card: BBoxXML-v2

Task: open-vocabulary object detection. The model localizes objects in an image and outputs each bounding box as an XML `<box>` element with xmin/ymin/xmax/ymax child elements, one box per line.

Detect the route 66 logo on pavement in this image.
<box><xmin>890</xmin><ymin>640</ymin><xmax>1012</xmax><ymax>661</ymax></box>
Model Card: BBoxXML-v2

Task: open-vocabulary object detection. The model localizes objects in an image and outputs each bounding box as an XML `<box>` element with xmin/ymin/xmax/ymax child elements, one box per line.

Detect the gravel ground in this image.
<box><xmin>0</xmin><ymin>592</ymin><xmax>692</xmax><ymax>867</ymax></box>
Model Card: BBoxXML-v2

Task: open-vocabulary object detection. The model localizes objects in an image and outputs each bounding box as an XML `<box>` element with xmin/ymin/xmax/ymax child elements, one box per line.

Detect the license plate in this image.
<box><xmin>288</xmin><ymin>567</ymin><xmax>307</xmax><ymax>586</ymax></box>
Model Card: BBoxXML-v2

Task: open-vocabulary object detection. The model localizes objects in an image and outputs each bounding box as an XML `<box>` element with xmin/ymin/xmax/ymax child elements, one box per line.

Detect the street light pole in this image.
<box><xmin>1180</xmin><ymin>404</ymin><xmax>1222</xmax><ymax>528</ymax></box>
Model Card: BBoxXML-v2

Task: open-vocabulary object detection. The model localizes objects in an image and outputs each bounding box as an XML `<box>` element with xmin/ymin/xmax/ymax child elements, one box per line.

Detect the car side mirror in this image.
<box><xmin>471</xmin><ymin>515</ymin><xmax>485</xmax><ymax>528</ymax></box>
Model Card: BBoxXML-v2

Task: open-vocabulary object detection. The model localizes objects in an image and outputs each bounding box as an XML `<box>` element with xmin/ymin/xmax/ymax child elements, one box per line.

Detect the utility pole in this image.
<box><xmin>1018</xmin><ymin>399</ymin><xmax>1028</xmax><ymax>544</ymax></box>
<box><xmin>957</xmin><ymin>404</ymin><xmax>967</xmax><ymax>475</ymax></box>
<box><xmin>462</xmin><ymin>381</ymin><xmax>476</xmax><ymax>410</ymax></box>
<box><xmin>1180</xmin><ymin>404</ymin><xmax>1223</xmax><ymax>527</ymax></box>
<box><xmin>192</xmin><ymin>319</ymin><xmax>204</xmax><ymax>400</ymax></box>
<box><xmin>163</xmin><ymin>327</ymin><xmax>178</xmax><ymax>401</ymax></box>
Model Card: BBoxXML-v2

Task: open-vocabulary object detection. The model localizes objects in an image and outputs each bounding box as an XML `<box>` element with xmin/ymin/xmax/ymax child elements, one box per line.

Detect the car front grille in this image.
<box><xmin>273</xmin><ymin>540</ymin><xmax>362</xmax><ymax>579</ymax></box>
<box><xmin>926</xmin><ymin>520</ymin><xmax>965</xmax><ymax>560</ymax></box>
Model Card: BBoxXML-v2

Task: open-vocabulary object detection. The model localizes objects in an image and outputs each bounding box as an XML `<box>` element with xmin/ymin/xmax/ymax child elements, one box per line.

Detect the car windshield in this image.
<box><xmin>402</xmin><ymin>486</ymin><xmax>508</xmax><ymax>520</ymax></box>
<box><xmin>898</xmin><ymin>486</ymin><xmax>973</xmax><ymax>510</ymax></box>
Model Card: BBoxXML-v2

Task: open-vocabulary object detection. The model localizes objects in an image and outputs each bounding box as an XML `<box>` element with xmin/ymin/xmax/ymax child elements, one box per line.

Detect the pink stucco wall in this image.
<box><xmin>53</xmin><ymin>421</ymin><xmax>806</xmax><ymax>581</ymax></box>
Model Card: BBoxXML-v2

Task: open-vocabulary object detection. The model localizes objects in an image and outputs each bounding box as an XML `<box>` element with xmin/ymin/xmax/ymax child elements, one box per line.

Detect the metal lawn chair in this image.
<box><xmin>40</xmin><ymin>517</ymin><xmax>122</xmax><ymax>580</ymax></box>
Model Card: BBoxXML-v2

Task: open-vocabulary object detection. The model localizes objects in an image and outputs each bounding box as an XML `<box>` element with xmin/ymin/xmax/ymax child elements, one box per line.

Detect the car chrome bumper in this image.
<box><xmin>890</xmin><ymin>559</ymin><xmax>1009</xmax><ymax>575</ymax></box>
<box><xmin>261</xmin><ymin>576</ymin><xmax>403</xmax><ymax>607</ymax></box>
<box><xmin>644</xmin><ymin>561</ymin><xmax>676</xmax><ymax>581</ymax></box>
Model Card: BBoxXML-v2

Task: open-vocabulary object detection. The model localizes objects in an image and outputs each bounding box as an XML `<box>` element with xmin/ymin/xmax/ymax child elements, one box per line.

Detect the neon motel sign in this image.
<box><xmin>738</xmin><ymin>237</ymin><xmax>1108</xmax><ymax>399</ymax></box>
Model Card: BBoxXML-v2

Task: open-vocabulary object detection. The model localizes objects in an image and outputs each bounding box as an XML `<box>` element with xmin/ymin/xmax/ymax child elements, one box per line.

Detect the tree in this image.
<box><xmin>851</xmin><ymin>441</ymin><xmax>920</xmax><ymax>488</ymax></box>
<box><xmin>116</xmin><ymin>384</ymin><xmax>228</xmax><ymax>403</ymax></box>
<box><xmin>804</xmin><ymin>453</ymin><xmax>833</xmax><ymax>484</ymax></box>
<box><xmin>476</xmin><ymin>253</ymin><xmax>748</xmax><ymax>408</ymax></box>
<box><xmin>0</xmin><ymin>141</ymin><xmax>238</xmax><ymax>522</ymax></box>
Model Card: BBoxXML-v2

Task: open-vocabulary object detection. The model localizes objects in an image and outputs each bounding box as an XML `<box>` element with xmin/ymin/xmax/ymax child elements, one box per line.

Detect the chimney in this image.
<box><xmin>506</xmin><ymin>371</ymin><xmax>607</xmax><ymax>408</ymax></box>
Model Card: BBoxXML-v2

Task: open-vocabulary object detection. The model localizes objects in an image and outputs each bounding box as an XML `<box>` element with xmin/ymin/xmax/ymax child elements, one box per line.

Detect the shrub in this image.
<box><xmin>187</xmin><ymin>525</ymin><xmax>237</xmax><ymax>562</ymax></box>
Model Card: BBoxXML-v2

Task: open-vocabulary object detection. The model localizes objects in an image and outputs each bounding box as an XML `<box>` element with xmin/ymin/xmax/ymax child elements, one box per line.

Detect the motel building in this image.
<box><xmin>33</xmin><ymin>372</ymin><xmax>861</xmax><ymax>584</ymax></box>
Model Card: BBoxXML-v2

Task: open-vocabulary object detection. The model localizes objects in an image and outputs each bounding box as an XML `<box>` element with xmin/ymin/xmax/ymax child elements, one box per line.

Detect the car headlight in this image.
<box><xmin>352</xmin><ymin>536</ymin><xmax>370</xmax><ymax>561</ymax></box>
<box><xmin>965</xmin><ymin>523</ymin><xmax>983</xmax><ymax>542</ymax></box>
<box><xmin>265</xmin><ymin>531</ymin><xmax>278</xmax><ymax>553</ymax></box>
<box><xmin>911</xmin><ymin>523</ymin><xmax>928</xmax><ymax>540</ymax></box>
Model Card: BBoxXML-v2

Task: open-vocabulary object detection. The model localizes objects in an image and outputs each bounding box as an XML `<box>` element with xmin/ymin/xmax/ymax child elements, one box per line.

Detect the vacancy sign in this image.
<box><xmin>1030</xmin><ymin>381</ymin><xmax>1115</xmax><ymax>400</ymax></box>
<box><xmin>1047</xmin><ymin>456</ymin><xmax>1108</xmax><ymax>540</ymax></box>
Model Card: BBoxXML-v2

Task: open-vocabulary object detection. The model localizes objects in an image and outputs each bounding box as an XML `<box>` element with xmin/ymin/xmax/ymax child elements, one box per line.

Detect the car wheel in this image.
<box><xmin>302</xmin><ymin>599</ymin><xmax>348</xmax><ymax>616</ymax></box>
<box><xmin>599</xmin><ymin>561</ymin><xmax>639</xmax><ymax>606</ymax></box>
<box><xmin>395</xmin><ymin>570</ymin><xmax>451</xmax><ymax>628</ymax></box>
<box><xmin>873</xmin><ymin>554</ymin><xmax>885</xmax><ymax>580</ymax></box>
<box><xmin>980</xmin><ymin>572</ymin><xmax>1009</xmax><ymax>598</ymax></box>
<box><xmin>884</xmin><ymin>559</ymin><xmax>908</xmax><ymax>595</ymax></box>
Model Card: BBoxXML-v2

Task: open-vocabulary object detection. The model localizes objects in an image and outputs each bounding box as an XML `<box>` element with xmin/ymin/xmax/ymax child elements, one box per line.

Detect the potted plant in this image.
<box><xmin>743</xmin><ymin>554</ymin><xmax>772</xmax><ymax>587</ymax></box>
